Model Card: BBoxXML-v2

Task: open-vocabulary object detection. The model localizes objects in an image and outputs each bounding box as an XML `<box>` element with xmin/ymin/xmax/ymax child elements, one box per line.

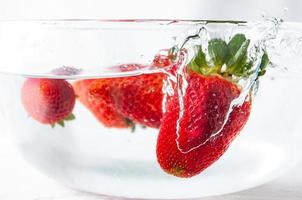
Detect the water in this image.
<box><xmin>165</xmin><ymin>18</ymin><xmax>284</xmax><ymax>153</ymax></box>
<box><xmin>1</xmin><ymin>19</ymin><xmax>302</xmax><ymax>199</ymax></box>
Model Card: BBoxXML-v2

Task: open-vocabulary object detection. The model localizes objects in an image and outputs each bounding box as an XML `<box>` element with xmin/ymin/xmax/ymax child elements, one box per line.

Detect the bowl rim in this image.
<box><xmin>0</xmin><ymin>19</ymin><xmax>250</xmax><ymax>79</ymax></box>
<box><xmin>0</xmin><ymin>19</ymin><xmax>248</xmax><ymax>24</ymax></box>
<box><xmin>1</xmin><ymin>19</ymin><xmax>300</xmax><ymax>28</ymax></box>
<box><xmin>0</xmin><ymin>19</ymin><xmax>300</xmax><ymax>79</ymax></box>
<box><xmin>0</xmin><ymin>19</ymin><xmax>301</xmax><ymax>25</ymax></box>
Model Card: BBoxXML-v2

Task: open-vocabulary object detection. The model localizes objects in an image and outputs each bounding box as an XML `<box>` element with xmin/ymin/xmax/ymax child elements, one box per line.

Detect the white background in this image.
<box><xmin>0</xmin><ymin>0</ymin><xmax>301</xmax><ymax>21</ymax></box>
<box><xmin>0</xmin><ymin>0</ymin><xmax>302</xmax><ymax>200</ymax></box>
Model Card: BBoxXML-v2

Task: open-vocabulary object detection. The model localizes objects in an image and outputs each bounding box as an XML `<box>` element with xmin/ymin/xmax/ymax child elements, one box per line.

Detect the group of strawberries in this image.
<box><xmin>21</xmin><ymin>33</ymin><xmax>269</xmax><ymax>178</ymax></box>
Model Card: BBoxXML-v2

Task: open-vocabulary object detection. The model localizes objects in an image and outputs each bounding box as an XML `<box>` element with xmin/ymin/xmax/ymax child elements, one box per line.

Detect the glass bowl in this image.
<box><xmin>0</xmin><ymin>19</ymin><xmax>302</xmax><ymax>199</ymax></box>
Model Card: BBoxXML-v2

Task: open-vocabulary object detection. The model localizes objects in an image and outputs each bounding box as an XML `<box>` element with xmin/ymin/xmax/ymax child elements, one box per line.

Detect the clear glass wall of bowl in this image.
<box><xmin>0</xmin><ymin>20</ymin><xmax>301</xmax><ymax>199</ymax></box>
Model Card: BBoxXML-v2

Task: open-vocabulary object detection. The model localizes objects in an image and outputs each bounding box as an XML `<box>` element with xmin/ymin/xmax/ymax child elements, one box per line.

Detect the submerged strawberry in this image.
<box><xmin>107</xmin><ymin>51</ymin><xmax>175</xmax><ymax>128</ymax></box>
<box><xmin>89</xmin><ymin>58</ymin><xmax>172</xmax><ymax>128</ymax></box>
<box><xmin>74</xmin><ymin>52</ymin><xmax>174</xmax><ymax>129</ymax></box>
<box><xmin>73</xmin><ymin>79</ymin><xmax>132</xmax><ymax>128</ymax></box>
<box><xmin>156</xmin><ymin>34</ymin><xmax>269</xmax><ymax>177</ymax></box>
<box><xmin>21</xmin><ymin>78</ymin><xmax>76</xmax><ymax>127</ymax></box>
<box><xmin>107</xmin><ymin>72</ymin><xmax>165</xmax><ymax>128</ymax></box>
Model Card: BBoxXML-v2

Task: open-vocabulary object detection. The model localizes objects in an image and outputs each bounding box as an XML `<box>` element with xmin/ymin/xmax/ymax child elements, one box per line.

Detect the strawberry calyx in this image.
<box><xmin>188</xmin><ymin>33</ymin><xmax>270</xmax><ymax>81</ymax></box>
<box><xmin>124</xmin><ymin>118</ymin><xmax>136</xmax><ymax>132</ymax></box>
<box><xmin>51</xmin><ymin>113</ymin><xmax>75</xmax><ymax>128</ymax></box>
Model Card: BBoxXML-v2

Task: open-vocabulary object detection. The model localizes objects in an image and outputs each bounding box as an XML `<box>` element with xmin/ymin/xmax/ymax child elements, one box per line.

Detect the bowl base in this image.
<box><xmin>15</xmin><ymin>135</ymin><xmax>292</xmax><ymax>199</ymax></box>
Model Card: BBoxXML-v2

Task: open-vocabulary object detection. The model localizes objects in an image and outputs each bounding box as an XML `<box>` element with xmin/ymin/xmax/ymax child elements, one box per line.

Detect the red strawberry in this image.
<box><xmin>88</xmin><ymin>71</ymin><xmax>166</xmax><ymax>128</ymax></box>
<box><xmin>102</xmin><ymin>51</ymin><xmax>175</xmax><ymax>128</ymax></box>
<box><xmin>73</xmin><ymin>79</ymin><xmax>132</xmax><ymax>128</ymax></box>
<box><xmin>157</xmin><ymin>73</ymin><xmax>251</xmax><ymax>177</ymax></box>
<box><xmin>106</xmin><ymin>72</ymin><xmax>165</xmax><ymax>128</ymax></box>
<box><xmin>21</xmin><ymin>78</ymin><xmax>75</xmax><ymax>126</ymax></box>
<box><xmin>84</xmin><ymin>52</ymin><xmax>174</xmax><ymax>129</ymax></box>
<box><xmin>73</xmin><ymin>51</ymin><xmax>175</xmax><ymax>129</ymax></box>
<box><xmin>156</xmin><ymin>34</ymin><xmax>269</xmax><ymax>177</ymax></box>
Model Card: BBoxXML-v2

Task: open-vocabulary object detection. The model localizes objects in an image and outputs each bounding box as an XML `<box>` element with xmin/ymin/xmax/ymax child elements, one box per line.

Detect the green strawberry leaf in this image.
<box><xmin>187</xmin><ymin>33</ymin><xmax>270</xmax><ymax>81</ymax></box>
<box><xmin>227</xmin><ymin>34</ymin><xmax>247</xmax><ymax>59</ymax></box>
<box><xmin>258</xmin><ymin>52</ymin><xmax>269</xmax><ymax>76</ymax></box>
<box><xmin>188</xmin><ymin>45</ymin><xmax>221</xmax><ymax>75</ymax></box>
<box><xmin>208</xmin><ymin>39</ymin><xmax>228</xmax><ymax>67</ymax></box>
<box><xmin>226</xmin><ymin>39</ymin><xmax>250</xmax><ymax>76</ymax></box>
<box><xmin>65</xmin><ymin>113</ymin><xmax>76</xmax><ymax>121</ymax></box>
<box><xmin>58</xmin><ymin>120</ymin><xmax>65</xmax><ymax>127</ymax></box>
<box><xmin>188</xmin><ymin>46</ymin><xmax>204</xmax><ymax>74</ymax></box>
<box><xmin>50</xmin><ymin>113</ymin><xmax>75</xmax><ymax>128</ymax></box>
<box><xmin>189</xmin><ymin>59</ymin><xmax>201</xmax><ymax>74</ymax></box>
<box><xmin>193</xmin><ymin>46</ymin><xmax>207</xmax><ymax>67</ymax></box>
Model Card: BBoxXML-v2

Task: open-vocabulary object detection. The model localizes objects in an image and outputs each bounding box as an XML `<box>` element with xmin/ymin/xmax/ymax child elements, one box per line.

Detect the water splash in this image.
<box><xmin>170</xmin><ymin>18</ymin><xmax>283</xmax><ymax>154</ymax></box>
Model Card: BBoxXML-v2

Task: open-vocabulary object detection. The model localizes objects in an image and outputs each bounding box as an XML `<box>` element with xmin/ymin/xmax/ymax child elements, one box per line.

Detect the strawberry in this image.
<box><xmin>105</xmin><ymin>72</ymin><xmax>165</xmax><ymax>128</ymax></box>
<box><xmin>105</xmin><ymin>51</ymin><xmax>175</xmax><ymax>128</ymax></box>
<box><xmin>21</xmin><ymin>78</ymin><xmax>76</xmax><ymax>127</ymax></box>
<box><xmin>74</xmin><ymin>51</ymin><xmax>174</xmax><ymax>129</ymax></box>
<box><xmin>88</xmin><ymin>63</ymin><xmax>169</xmax><ymax>129</ymax></box>
<box><xmin>73</xmin><ymin>78</ymin><xmax>133</xmax><ymax>128</ymax></box>
<box><xmin>73</xmin><ymin>48</ymin><xmax>177</xmax><ymax>129</ymax></box>
<box><xmin>73</xmin><ymin>63</ymin><xmax>153</xmax><ymax>129</ymax></box>
<box><xmin>156</xmin><ymin>34</ymin><xmax>269</xmax><ymax>177</ymax></box>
